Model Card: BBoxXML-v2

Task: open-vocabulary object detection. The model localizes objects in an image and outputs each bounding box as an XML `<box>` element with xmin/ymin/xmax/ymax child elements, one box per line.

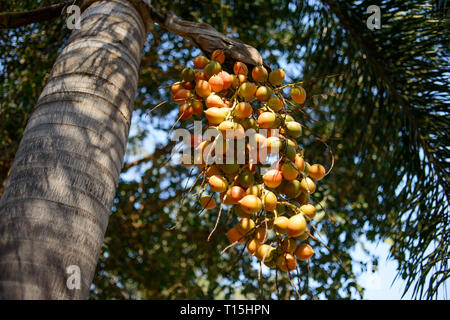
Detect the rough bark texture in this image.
<box><xmin>0</xmin><ymin>0</ymin><xmax>146</xmax><ymax>299</ymax></box>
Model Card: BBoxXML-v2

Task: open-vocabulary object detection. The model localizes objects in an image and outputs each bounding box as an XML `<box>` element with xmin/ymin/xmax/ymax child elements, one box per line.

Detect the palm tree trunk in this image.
<box><xmin>0</xmin><ymin>0</ymin><xmax>147</xmax><ymax>299</ymax></box>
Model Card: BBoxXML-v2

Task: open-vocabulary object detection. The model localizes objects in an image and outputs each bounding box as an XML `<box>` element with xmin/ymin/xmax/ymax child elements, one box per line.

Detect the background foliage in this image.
<box><xmin>0</xmin><ymin>0</ymin><xmax>448</xmax><ymax>299</ymax></box>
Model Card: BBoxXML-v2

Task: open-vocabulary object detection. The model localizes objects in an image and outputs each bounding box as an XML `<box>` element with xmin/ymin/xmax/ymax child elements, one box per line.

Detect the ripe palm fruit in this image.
<box><xmin>281</xmin><ymin>237</ymin><xmax>297</xmax><ymax>253</ymax></box>
<box><xmin>217</xmin><ymin>71</ymin><xmax>232</xmax><ymax>90</ymax></box>
<box><xmin>208</xmin><ymin>74</ymin><xmax>224</xmax><ymax>92</ymax></box>
<box><xmin>267</xmin><ymin>96</ymin><xmax>283</xmax><ymax>112</ymax></box>
<box><xmin>308</xmin><ymin>164</ymin><xmax>326</xmax><ymax>181</ymax></box>
<box><xmin>267</xmin><ymin>136</ymin><xmax>282</xmax><ymax>154</ymax></box>
<box><xmin>193</xmin><ymin>55</ymin><xmax>209</xmax><ymax>69</ymax></box>
<box><xmin>238</xmin><ymin>82</ymin><xmax>257</xmax><ymax>99</ymax></box>
<box><xmin>295</xmin><ymin>243</ymin><xmax>314</xmax><ymax>261</ymax></box>
<box><xmin>205</xmin><ymin>94</ymin><xmax>224</xmax><ymax>109</ymax></box>
<box><xmin>204</xmin><ymin>107</ymin><xmax>230</xmax><ymax>125</ymax></box>
<box><xmin>255</xmin><ymin>86</ymin><xmax>272</xmax><ymax>101</ymax></box>
<box><xmin>246</xmin><ymin>184</ymin><xmax>263</xmax><ymax>197</ymax></box>
<box><xmin>195</xmin><ymin>79</ymin><xmax>211</xmax><ymax>98</ymax></box>
<box><xmin>256</xmin><ymin>244</ymin><xmax>275</xmax><ymax>262</ymax></box>
<box><xmin>237</xmin><ymin>217</ymin><xmax>256</xmax><ymax>234</ymax></box>
<box><xmin>204</xmin><ymin>60</ymin><xmax>222</xmax><ymax>78</ymax></box>
<box><xmin>233</xmin><ymin>61</ymin><xmax>248</xmax><ymax>75</ymax></box>
<box><xmin>200</xmin><ymin>195</ymin><xmax>216</xmax><ymax>209</ymax></box>
<box><xmin>226</xmin><ymin>227</ymin><xmax>244</xmax><ymax>244</ymax></box>
<box><xmin>264</xmin><ymin>191</ymin><xmax>277</xmax><ymax>212</ymax></box>
<box><xmin>281</xmin><ymin>161</ymin><xmax>299</xmax><ymax>181</ymax></box>
<box><xmin>171</xmin><ymin>82</ymin><xmax>184</xmax><ymax>95</ymax></box>
<box><xmin>178</xmin><ymin>103</ymin><xmax>193</xmax><ymax>120</ymax></box>
<box><xmin>268</xmin><ymin>68</ymin><xmax>285</xmax><ymax>86</ymax></box>
<box><xmin>294</xmin><ymin>154</ymin><xmax>305</xmax><ymax>171</ymax></box>
<box><xmin>211</xmin><ymin>49</ymin><xmax>225</xmax><ymax>63</ymax></box>
<box><xmin>238</xmin><ymin>170</ymin><xmax>254</xmax><ymax>188</ymax></box>
<box><xmin>300</xmin><ymin>177</ymin><xmax>316</xmax><ymax>194</ymax></box>
<box><xmin>300</xmin><ymin>204</ymin><xmax>316</xmax><ymax>219</ymax></box>
<box><xmin>287</xmin><ymin>214</ymin><xmax>307</xmax><ymax>237</ymax></box>
<box><xmin>263</xmin><ymin>169</ymin><xmax>283</xmax><ymax>188</ymax></box>
<box><xmin>233</xmin><ymin>102</ymin><xmax>253</xmax><ymax>119</ymax></box>
<box><xmin>277</xmin><ymin>253</ymin><xmax>297</xmax><ymax>272</ymax></box>
<box><xmin>247</xmin><ymin>238</ymin><xmax>261</xmax><ymax>255</ymax></box>
<box><xmin>194</xmin><ymin>70</ymin><xmax>206</xmax><ymax>82</ymax></box>
<box><xmin>235</xmin><ymin>205</ymin><xmax>252</xmax><ymax>218</ymax></box>
<box><xmin>238</xmin><ymin>194</ymin><xmax>263</xmax><ymax>214</ymax></box>
<box><xmin>208</xmin><ymin>174</ymin><xmax>228</xmax><ymax>192</ymax></box>
<box><xmin>226</xmin><ymin>185</ymin><xmax>246</xmax><ymax>203</ymax></box>
<box><xmin>281</xmin><ymin>180</ymin><xmax>302</xmax><ymax>199</ymax></box>
<box><xmin>252</xmin><ymin>65</ymin><xmax>268</xmax><ymax>82</ymax></box>
<box><xmin>173</xmin><ymin>89</ymin><xmax>191</xmax><ymax>104</ymax></box>
<box><xmin>257</xmin><ymin>112</ymin><xmax>280</xmax><ymax>129</ymax></box>
<box><xmin>218</xmin><ymin>121</ymin><xmax>245</xmax><ymax>140</ymax></box>
<box><xmin>285</xmin><ymin>121</ymin><xmax>302</xmax><ymax>138</ymax></box>
<box><xmin>291</xmin><ymin>86</ymin><xmax>306</xmax><ymax>104</ymax></box>
<box><xmin>191</xmin><ymin>100</ymin><xmax>203</xmax><ymax>116</ymax></box>
<box><xmin>273</xmin><ymin>216</ymin><xmax>289</xmax><ymax>234</ymax></box>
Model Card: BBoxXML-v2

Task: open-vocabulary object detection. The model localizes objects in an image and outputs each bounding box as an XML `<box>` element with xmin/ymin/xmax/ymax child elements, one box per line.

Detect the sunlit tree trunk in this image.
<box><xmin>0</xmin><ymin>0</ymin><xmax>147</xmax><ymax>299</ymax></box>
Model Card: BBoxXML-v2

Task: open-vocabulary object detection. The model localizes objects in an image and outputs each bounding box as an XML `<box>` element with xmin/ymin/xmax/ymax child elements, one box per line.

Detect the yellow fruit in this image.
<box><xmin>246</xmin><ymin>185</ymin><xmax>263</xmax><ymax>197</ymax></box>
<box><xmin>255</xmin><ymin>86</ymin><xmax>272</xmax><ymax>101</ymax></box>
<box><xmin>287</xmin><ymin>214</ymin><xmax>307</xmax><ymax>237</ymax></box>
<box><xmin>204</xmin><ymin>107</ymin><xmax>230</xmax><ymax>125</ymax></box>
<box><xmin>267</xmin><ymin>96</ymin><xmax>283</xmax><ymax>112</ymax></box>
<box><xmin>173</xmin><ymin>89</ymin><xmax>191</xmax><ymax>104</ymax></box>
<box><xmin>252</xmin><ymin>65</ymin><xmax>268</xmax><ymax>82</ymax></box>
<box><xmin>226</xmin><ymin>185</ymin><xmax>246</xmax><ymax>203</ymax></box>
<box><xmin>295</xmin><ymin>243</ymin><xmax>314</xmax><ymax>261</ymax></box>
<box><xmin>247</xmin><ymin>238</ymin><xmax>261</xmax><ymax>255</ymax></box>
<box><xmin>193</xmin><ymin>55</ymin><xmax>209</xmax><ymax>69</ymax></box>
<box><xmin>294</xmin><ymin>154</ymin><xmax>305</xmax><ymax>172</ymax></box>
<box><xmin>281</xmin><ymin>162</ymin><xmax>299</xmax><ymax>181</ymax></box>
<box><xmin>300</xmin><ymin>204</ymin><xmax>316</xmax><ymax>219</ymax></box>
<box><xmin>195</xmin><ymin>80</ymin><xmax>211</xmax><ymax>98</ymax></box>
<box><xmin>218</xmin><ymin>121</ymin><xmax>245</xmax><ymax>140</ymax></box>
<box><xmin>257</xmin><ymin>112</ymin><xmax>279</xmax><ymax>129</ymax></box>
<box><xmin>277</xmin><ymin>253</ymin><xmax>297</xmax><ymax>272</ymax></box>
<box><xmin>235</xmin><ymin>205</ymin><xmax>252</xmax><ymax>218</ymax></box>
<box><xmin>191</xmin><ymin>100</ymin><xmax>203</xmax><ymax>116</ymax></box>
<box><xmin>264</xmin><ymin>191</ymin><xmax>277</xmax><ymax>212</ymax></box>
<box><xmin>254</xmin><ymin>227</ymin><xmax>267</xmax><ymax>242</ymax></box>
<box><xmin>239</xmin><ymin>82</ymin><xmax>257</xmax><ymax>99</ymax></box>
<box><xmin>256</xmin><ymin>244</ymin><xmax>275</xmax><ymax>262</ymax></box>
<box><xmin>237</xmin><ymin>218</ymin><xmax>256</xmax><ymax>234</ymax></box>
<box><xmin>217</xmin><ymin>71</ymin><xmax>232</xmax><ymax>90</ymax></box>
<box><xmin>233</xmin><ymin>102</ymin><xmax>253</xmax><ymax>119</ymax></box>
<box><xmin>268</xmin><ymin>68</ymin><xmax>285</xmax><ymax>86</ymax></box>
<box><xmin>239</xmin><ymin>195</ymin><xmax>263</xmax><ymax>214</ymax></box>
<box><xmin>291</xmin><ymin>86</ymin><xmax>306</xmax><ymax>104</ymax></box>
<box><xmin>200</xmin><ymin>195</ymin><xmax>216</xmax><ymax>209</ymax></box>
<box><xmin>226</xmin><ymin>227</ymin><xmax>244</xmax><ymax>243</ymax></box>
<box><xmin>205</xmin><ymin>94</ymin><xmax>224</xmax><ymax>109</ymax></box>
<box><xmin>308</xmin><ymin>164</ymin><xmax>326</xmax><ymax>181</ymax></box>
<box><xmin>273</xmin><ymin>216</ymin><xmax>289</xmax><ymax>234</ymax></box>
<box><xmin>208</xmin><ymin>74</ymin><xmax>224</xmax><ymax>92</ymax></box>
<box><xmin>263</xmin><ymin>169</ymin><xmax>283</xmax><ymax>188</ymax></box>
<box><xmin>211</xmin><ymin>49</ymin><xmax>225</xmax><ymax>64</ymax></box>
<box><xmin>285</xmin><ymin>121</ymin><xmax>302</xmax><ymax>138</ymax></box>
<box><xmin>300</xmin><ymin>177</ymin><xmax>316</xmax><ymax>194</ymax></box>
<box><xmin>233</xmin><ymin>62</ymin><xmax>248</xmax><ymax>75</ymax></box>
<box><xmin>208</xmin><ymin>174</ymin><xmax>228</xmax><ymax>192</ymax></box>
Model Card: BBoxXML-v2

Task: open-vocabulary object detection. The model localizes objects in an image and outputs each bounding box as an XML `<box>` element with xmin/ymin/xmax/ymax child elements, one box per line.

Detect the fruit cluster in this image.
<box><xmin>170</xmin><ymin>49</ymin><xmax>327</xmax><ymax>273</ymax></box>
